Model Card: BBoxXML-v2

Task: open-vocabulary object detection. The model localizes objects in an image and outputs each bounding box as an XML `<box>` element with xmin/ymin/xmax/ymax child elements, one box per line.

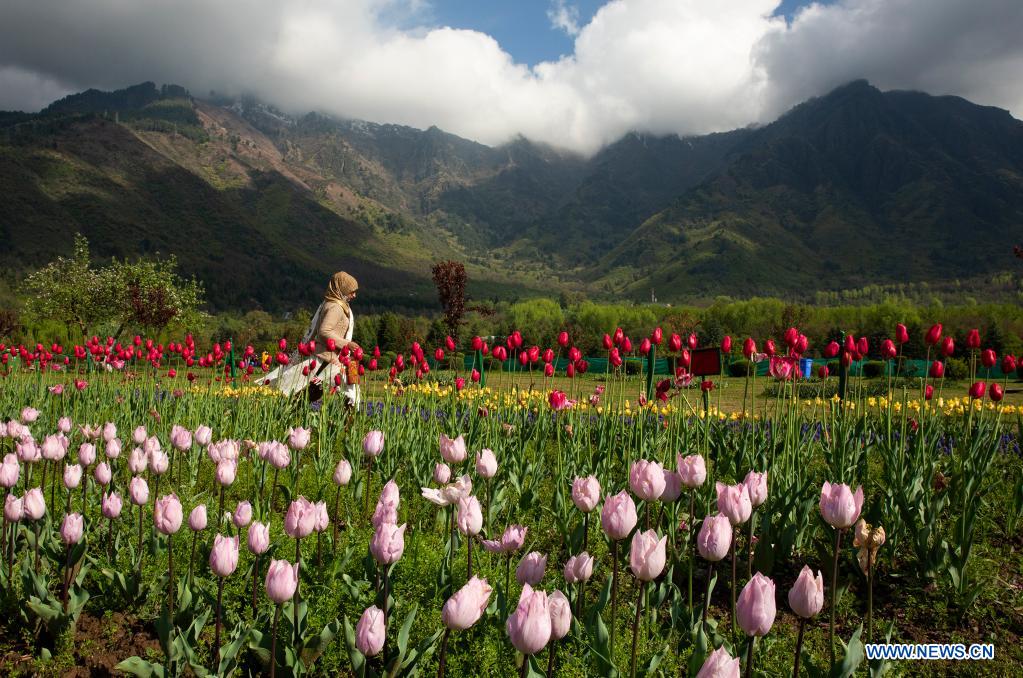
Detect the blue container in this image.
<box><xmin>800</xmin><ymin>358</ymin><xmax>813</xmax><ymax>378</ymax></box>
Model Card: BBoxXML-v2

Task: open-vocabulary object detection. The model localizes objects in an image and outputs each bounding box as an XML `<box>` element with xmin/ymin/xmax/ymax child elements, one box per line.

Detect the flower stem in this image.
<box><xmin>610</xmin><ymin>539</ymin><xmax>620</xmax><ymax>661</ymax></box>
<box><xmin>829</xmin><ymin>528</ymin><xmax>843</xmax><ymax>667</ymax></box>
<box><xmin>792</xmin><ymin>619</ymin><xmax>805</xmax><ymax>677</ymax></box>
<box><xmin>744</xmin><ymin>635</ymin><xmax>755</xmax><ymax>678</ymax></box>
<box><xmin>270</xmin><ymin>604</ymin><xmax>280</xmax><ymax>678</ymax></box>
<box><xmin>731</xmin><ymin>532</ymin><xmax>737</xmax><ymax>642</ymax></box>
<box><xmin>630</xmin><ymin>580</ymin><xmax>646</xmax><ymax>678</ymax></box>
<box><xmin>214</xmin><ymin>576</ymin><xmax>224</xmax><ymax>668</ymax></box>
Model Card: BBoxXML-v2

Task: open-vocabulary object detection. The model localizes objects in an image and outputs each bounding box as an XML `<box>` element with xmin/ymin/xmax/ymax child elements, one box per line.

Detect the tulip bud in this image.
<box><xmin>61</xmin><ymin>512</ymin><xmax>84</xmax><ymax>545</ymax></box>
<box><xmin>629</xmin><ymin>460</ymin><xmax>666</xmax><ymax>501</ymax></box>
<box><xmin>981</xmin><ymin>349</ymin><xmax>997</xmax><ymax>368</ymax></box>
<box><xmin>506</xmin><ymin>585</ymin><xmax>551</xmax><ymax>656</ymax></box>
<box><xmin>940</xmin><ymin>336</ymin><xmax>954</xmax><ymax>357</ymax></box>
<box><xmin>697</xmin><ymin>513</ymin><xmax>732</xmax><ymax>562</ymax></box>
<box><xmin>788</xmin><ymin>565</ymin><xmax>824</xmax><ymax>618</ymax></box>
<box><xmin>189</xmin><ymin>504</ymin><xmax>208</xmax><ymax>530</ymax></box>
<box><xmin>697</xmin><ymin>647</ymin><xmax>740</xmax><ymax>677</ymax></box>
<box><xmin>209</xmin><ymin>534</ymin><xmax>240</xmax><ymax>577</ymax></box>
<box><xmin>442</xmin><ymin>576</ymin><xmax>493</xmax><ymax>630</ymax></box>
<box><xmin>716</xmin><ymin>481</ymin><xmax>752</xmax><ymax>525</ymax></box>
<box><xmin>629</xmin><ymin>529</ymin><xmax>667</xmax><ymax>581</ymax></box>
<box><xmin>966</xmin><ymin>328</ymin><xmax>981</xmax><ymax>349</ymax></box>
<box><xmin>677</xmin><ymin>454</ymin><xmax>707</xmax><ymax>488</ymax></box>
<box><xmin>248</xmin><ymin>521</ymin><xmax>271</xmax><ymax>554</ymax></box>
<box><xmin>154</xmin><ymin>494</ymin><xmax>183</xmax><ymax>535</ymax></box>
<box><xmin>819</xmin><ymin>481</ymin><xmax>864</xmax><ymax>529</ymax></box>
<box><xmin>548</xmin><ymin>590</ymin><xmax>572</xmax><ymax>640</ymax></box>
<box><xmin>895</xmin><ymin>323</ymin><xmax>909</xmax><ymax>344</ymax></box>
<box><xmin>362</xmin><ymin>430</ymin><xmax>385</xmax><ymax>458</ymax></box>
<box><xmin>600</xmin><ymin>491</ymin><xmax>637</xmax><ymax>540</ymax></box>
<box><xmin>129</xmin><ymin>476</ymin><xmax>149</xmax><ymax>506</ymax></box>
<box><xmin>102</xmin><ymin>492</ymin><xmax>123</xmax><ymax>519</ymax></box>
<box><xmin>334</xmin><ymin>459</ymin><xmax>352</xmax><ymax>486</ymax></box>
<box><xmin>929</xmin><ymin>360</ymin><xmax>944</xmax><ymax>379</ymax></box>
<box><xmin>264</xmin><ymin>559</ymin><xmax>299</xmax><ymax>604</ymax></box>
<box><xmin>434</xmin><ymin>462</ymin><xmax>451</xmax><ymax>484</ymax></box>
<box><xmin>925</xmin><ymin>323</ymin><xmax>942</xmax><ymax>346</ymax></box>
<box><xmin>968</xmin><ymin>381</ymin><xmax>986</xmax><ymax>399</ymax></box>
<box><xmin>233</xmin><ymin>500</ymin><xmax>253</xmax><ymax>528</ymax></box>
<box><xmin>990</xmin><ymin>383</ymin><xmax>1004</xmax><ymax>402</ymax></box>
<box><xmin>737</xmin><ymin>573</ymin><xmax>777</xmax><ymax>636</ymax></box>
<box><xmin>571</xmin><ymin>476</ymin><xmax>601</xmax><ymax>512</ymax></box>
<box><xmin>475</xmin><ymin>449</ymin><xmax>498</xmax><ymax>478</ymax></box>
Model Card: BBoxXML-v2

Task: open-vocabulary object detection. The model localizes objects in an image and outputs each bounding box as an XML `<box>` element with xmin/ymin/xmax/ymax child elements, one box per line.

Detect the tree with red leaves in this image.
<box><xmin>432</xmin><ymin>260</ymin><xmax>467</xmax><ymax>340</ymax></box>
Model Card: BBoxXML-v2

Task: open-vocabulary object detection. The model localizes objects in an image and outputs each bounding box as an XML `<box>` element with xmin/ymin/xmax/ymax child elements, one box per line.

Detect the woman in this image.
<box><xmin>266</xmin><ymin>271</ymin><xmax>362</xmax><ymax>406</ymax></box>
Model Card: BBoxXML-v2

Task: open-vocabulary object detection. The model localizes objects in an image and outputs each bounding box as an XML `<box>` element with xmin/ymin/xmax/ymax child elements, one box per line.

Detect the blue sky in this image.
<box><xmin>420</xmin><ymin>0</ymin><xmax>824</xmax><ymax>66</ymax></box>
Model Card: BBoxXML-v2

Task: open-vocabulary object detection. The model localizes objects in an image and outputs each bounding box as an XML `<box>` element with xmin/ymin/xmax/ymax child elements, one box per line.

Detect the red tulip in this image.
<box><xmin>518</xmin><ymin>352</ymin><xmax>529</xmax><ymax>366</ymax></box>
<box><xmin>700</xmin><ymin>380</ymin><xmax>714</xmax><ymax>392</ymax></box>
<box><xmin>929</xmin><ymin>361</ymin><xmax>944</xmax><ymax>379</ymax></box>
<box><xmin>639</xmin><ymin>338</ymin><xmax>651</xmax><ymax>355</ymax></box>
<box><xmin>278</xmin><ymin>338</ymin><xmax>288</xmax><ymax>352</ymax></box>
<box><xmin>794</xmin><ymin>334</ymin><xmax>808</xmax><ymax>355</ymax></box>
<box><xmin>896</xmin><ymin>323</ymin><xmax>909</xmax><ymax>344</ymax></box>
<box><xmin>455</xmin><ymin>377</ymin><xmax>465</xmax><ymax>390</ymax></box>
<box><xmin>765</xmin><ymin>339</ymin><xmax>776</xmax><ymax>357</ymax></box>
<box><xmin>434</xmin><ymin>348</ymin><xmax>445</xmax><ymax>362</ymax></box>
<box><xmin>395</xmin><ymin>354</ymin><xmax>405</xmax><ymax>370</ymax></box>
<box><xmin>990</xmin><ymin>383</ymin><xmax>1004</xmax><ymax>402</ymax></box>
<box><xmin>784</xmin><ymin>327</ymin><xmax>799</xmax><ymax>348</ymax></box>
<box><xmin>925</xmin><ymin>384</ymin><xmax>934</xmax><ymax>400</ymax></box>
<box><xmin>925</xmin><ymin>324</ymin><xmax>942</xmax><ymax>346</ymax></box>
<box><xmin>981</xmin><ymin>349</ymin><xmax>996</xmax><ymax>368</ymax></box>
<box><xmin>817</xmin><ymin>366</ymin><xmax>829</xmax><ymax>379</ymax></box>
<box><xmin>568</xmin><ymin>347</ymin><xmax>581</xmax><ymax>362</ymax></box>
<box><xmin>687</xmin><ymin>333</ymin><xmax>698</xmax><ymax>350</ymax></box>
<box><xmin>939</xmin><ymin>336</ymin><xmax>954</xmax><ymax>357</ymax></box>
<box><xmin>575</xmin><ymin>359</ymin><xmax>589</xmax><ymax>374</ymax></box>
<box><xmin>602</xmin><ymin>334</ymin><xmax>613</xmax><ymax>350</ymax></box>
<box><xmin>326</xmin><ymin>338</ymin><xmax>337</xmax><ymax>352</ymax></box>
<box><xmin>566</xmin><ymin>363</ymin><xmax>575</xmax><ymax>378</ymax></box>
<box><xmin>368</xmin><ymin>359</ymin><xmax>378</xmax><ymax>370</ymax></box>
<box><xmin>544</xmin><ymin>363</ymin><xmax>554</xmax><ymax>377</ymax></box>
<box><xmin>528</xmin><ymin>346</ymin><xmax>540</xmax><ymax>363</ymax></box>
<box><xmin>373</xmin><ymin>346</ymin><xmax>381</xmax><ymax>358</ymax></box>
<box><xmin>840</xmin><ymin>351</ymin><xmax>853</xmax><ymax>368</ymax></box>
<box><xmin>843</xmin><ymin>335</ymin><xmax>856</xmax><ymax>353</ymax></box>
<box><xmin>557</xmin><ymin>331</ymin><xmax>570</xmax><ymax>348</ymax></box>
<box><xmin>668</xmin><ymin>334</ymin><xmax>682</xmax><ymax>352</ymax></box>
<box><xmin>651</xmin><ymin>327</ymin><xmax>663</xmax><ymax>346</ymax></box>
<box><xmin>881</xmin><ymin>339</ymin><xmax>896</xmax><ymax>359</ymax></box>
<box><xmin>472</xmin><ymin>336</ymin><xmax>483</xmax><ymax>351</ymax></box>
<box><xmin>743</xmin><ymin>338</ymin><xmax>756</xmax><ymax>360</ymax></box>
<box><xmin>857</xmin><ymin>337</ymin><xmax>868</xmax><ymax>356</ymax></box>
<box><xmin>679</xmin><ymin>349</ymin><xmax>691</xmax><ymax>368</ymax></box>
<box><xmin>542</xmin><ymin>348</ymin><xmax>554</xmax><ymax>363</ymax></box>
<box><xmin>968</xmin><ymin>381</ymin><xmax>986</xmax><ymax>399</ymax></box>
<box><xmin>613</xmin><ymin>327</ymin><xmax>624</xmax><ymax>346</ymax></box>
<box><xmin>511</xmin><ymin>331</ymin><xmax>523</xmax><ymax>348</ymax></box>
<box><xmin>721</xmin><ymin>335</ymin><xmax>732</xmax><ymax>353</ymax></box>
<box><xmin>276</xmin><ymin>352</ymin><xmax>289</xmax><ymax>365</ymax></box>
<box><xmin>966</xmin><ymin>329</ymin><xmax>981</xmax><ymax>350</ymax></box>
<box><xmin>471</xmin><ymin>369</ymin><xmax>481</xmax><ymax>383</ymax></box>
<box><xmin>1001</xmin><ymin>355</ymin><xmax>1017</xmax><ymax>374</ymax></box>
<box><xmin>446</xmin><ymin>336</ymin><xmax>456</xmax><ymax>351</ymax></box>
<box><xmin>609</xmin><ymin>348</ymin><xmax>622</xmax><ymax>367</ymax></box>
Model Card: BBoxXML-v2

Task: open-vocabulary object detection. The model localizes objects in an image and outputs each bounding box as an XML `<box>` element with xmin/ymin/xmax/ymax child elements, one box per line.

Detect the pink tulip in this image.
<box><xmin>334</xmin><ymin>459</ymin><xmax>352</xmax><ymax>486</ymax></box>
<box><xmin>61</xmin><ymin>513</ymin><xmax>84</xmax><ymax>545</ymax></box>
<box><xmin>41</xmin><ymin>435</ymin><xmax>65</xmax><ymax>461</ymax></box>
<box><xmin>150</xmin><ymin>449</ymin><xmax>169</xmax><ymax>476</ymax></box>
<box><xmin>216</xmin><ymin>459</ymin><xmax>236</xmax><ymax>486</ymax></box>
<box><xmin>696</xmin><ymin>646</ymin><xmax>740</xmax><ymax>678</ymax></box>
<box><xmin>475</xmin><ymin>449</ymin><xmax>498</xmax><ymax>478</ymax></box>
<box><xmin>94</xmin><ymin>462</ymin><xmax>112</xmax><ymax>486</ymax></box>
<box><xmin>313</xmin><ymin>501</ymin><xmax>329</xmax><ymax>532</ymax></box>
<box><xmin>516</xmin><ymin>551</ymin><xmax>547</xmax><ymax>586</ymax></box>
<box><xmin>362</xmin><ymin>430</ymin><xmax>385</xmax><ymax>457</ymax></box>
<box><xmin>356</xmin><ymin>606</ymin><xmax>386</xmax><ymax>656</ymax></box>
<box><xmin>144</xmin><ymin>435</ymin><xmax>162</xmax><ymax>459</ymax></box>
<box><xmin>506</xmin><ymin>584</ymin><xmax>551</xmax><ymax>655</ymax></box>
<box><xmin>233</xmin><ymin>501</ymin><xmax>253</xmax><ymax>528</ymax></box>
<box><xmin>564</xmin><ymin>552</ymin><xmax>595</xmax><ymax>583</ymax></box>
<box><xmin>102</xmin><ymin>422</ymin><xmax>117</xmax><ymax>442</ymax></box>
<box><xmin>105</xmin><ymin>438</ymin><xmax>121</xmax><ymax>459</ymax></box>
<box><xmin>209</xmin><ymin>534</ymin><xmax>240</xmax><ymax>576</ymax></box>
<box><xmin>629</xmin><ymin>529</ymin><xmax>667</xmax><ymax>581</ymax></box>
<box><xmin>101</xmin><ymin>492</ymin><xmax>123</xmax><ymax>519</ymax></box>
<box><xmin>248</xmin><ymin>522</ymin><xmax>271</xmax><ymax>554</ymax></box>
<box><xmin>287</xmin><ymin>426</ymin><xmax>311</xmax><ymax>450</ymax></box>
<box><xmin>715</xmin><ymin>482</ymin><xmax>752</xmax><ymax>525</ymax></box>
<box><xmin>63</xmin><ymin>464</ymin><xmax>82</xmax><ymax>490</ymax></box>
<box><xmin>737</xmin><ymin>572</ymin><xmax>776</xmax><ymax>636</ymax></box>
<box><xmin>154</xmin><ymin>494</ymin><xmax>183</xmax><ymax>535</ymax></box>
<box><xmin>128</xmin><ymin>447</ymin><xmax>147</xmax><ymax>474</ymax></box>
<box><xmin>132</xmin><ymin>426</ymin><xmax>147</xmax><ymax>445</ymax></box>
<box><xmin>743</xmin><ymin>471</ymin><xmax>768</xmax><ymax>508</ymax></box>
<box><xmin>456</xmin><ymin>496</ymin><xmax>483</xmax><ymax>535</ymax></box>
<box><xmin>601</xmin><ymin>491</ymin><xmax>638</xmax><ymax>540</ymax></box>
<box><xmin>571</xmin><ymin>476</ymin><xmax>601</xmax><ymax>513</ymax></box>
<box><xmin>677</xmin><ymin>454</ymin><xmax>707</xmax><ymax>488</ymax></box>
<box><xmin>370</xmin><ymin>522</ymin><xmax>407</xmax><ymax>565</ymax></box>
<box><xmin>660</xmin><ymin>469</ymin><xmax>683</xmax><ymax>502</ymax></box>
<box><xmin>23</xmin><ymin>487</ymin><xmax>46</xmax><ymax>520</ymax></box>
<box><xmin>629</xmin><ymin>460</ymin><xmax>666</xmax><ymax>501</ymax></box>
<box><xmin>57</xmin><ymin>417</ymin><xmax>72</xmax><ymax>434</ymax></box>
<box><xmin>434</xmin><ymin>463</ymin><xmax>451</xmax><ymax>484</ymax></box>
<box><xmin>285</xmin><ymin>497</ymin><xmax>317</xmax><ymax>538</ymax></box>
<box><xmin>788</xmin><ymin>565</ymin><xmax>824</xmax><ymax>618</ymax></box>
<box><xmin>549</xmin><ymin>590</ymin><xmax>572</xmax><ymax>640</ymax></box>
<box><xmin>4</xmin><ymin>494</ymin><xmax>22</xmax><ymax>523</ymax></box>
<box><xmin>819</xmin><ymin>482</ymin><xmax>864</xmax><ymax>529</ymax></box>
<box><xmin>0</xmin><ymin>454</ymin><xmax>20</xmax><ymax>488</ymax></box>
<box><xmin>372</xmin><ymin>480</ymin><xmax>400</xmax><ymax>528</ymax></box>
<box><xmin>697</xmin><ymin>513</ymin><xmax>732</xmax><ymax>562</ymax></box>
<box><xmin>16</xmin><ymin>438</ymin><xmax>40</xmax><ymax>464</ymax></box>
<box><xmin>194</xmin><ymin>425</ymin><xmax>213</xmax><ymax>447</ymax></box>
<box><xmin>481</xmin><ymin>524</ymin><xmax>528</xmax><ymax>553</ymax></box>
<box><xmin>170</xmin><ymin>425</ymin><xmax>192</xmax><ymax>452</ymax></box>
<box><xmin>129</xmin><ymin>476</ymin><xmax>149</xmax><ymax>505</ymax></box>
<box><xmin>442</xmin><ymin>576</ymin><xmax>493</xmax><ymax>630</ymax></box>
<box><xmin>78</xmin><ymin>443</ymin><xmax>96</xmax><ymax>466</ymax></box>
<box><xmin>189</xmin><ymin>504</ymin><xmax>208</xmax><ymax>530</ymax></box>
<box><xmin>439</xmin><ymin>433</ymin><xmax>467</xmax><ymax>464</ymax></box>
<box><xmin>20</xmin><ymin>407</ymin><xmax>39</xmax><ymax>423</ymax></box>
<box><xmin>265</xmin><ymin>559</ymin><xmax>299</xmax><ymax>603</ymax></box>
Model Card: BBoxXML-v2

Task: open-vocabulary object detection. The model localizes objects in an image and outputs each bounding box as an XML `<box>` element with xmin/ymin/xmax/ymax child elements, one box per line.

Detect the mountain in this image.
<box><xmin>595</xmin><ymin>80</ymin><xmax>1023</xmax><ymax>297</ymax></box>
<box><xmin>1</xmin><ymin>79</ymin><xmax>1021</xmax><ymax>310</ymax></box>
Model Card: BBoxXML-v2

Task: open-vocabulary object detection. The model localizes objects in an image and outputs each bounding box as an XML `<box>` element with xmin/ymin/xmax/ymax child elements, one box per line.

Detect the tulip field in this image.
<box><xmin>1</xmin><ymin>323</ymin><xmax>1023</xmax><ymax>677</ymax></box>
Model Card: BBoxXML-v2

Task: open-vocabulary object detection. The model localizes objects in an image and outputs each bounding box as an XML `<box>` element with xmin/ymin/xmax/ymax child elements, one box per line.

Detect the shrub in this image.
<box><xmin>945</xmin><ymin>357</ymin><xmax>969</xmax><ymax>380</ymax></box>
<box><xmin>624</xmin><ymin>359</ymin><xmax>644</xmax><ymax>376</ymax></box>
<box><xmin>861</xmin><ymin>361</ymin><xmax>887</xmax><ymax>378</ymax></box>
<box><xmin>729</xmin><ymin>360</ymin><xmax>752</xmax><ymax>377</ymax></box>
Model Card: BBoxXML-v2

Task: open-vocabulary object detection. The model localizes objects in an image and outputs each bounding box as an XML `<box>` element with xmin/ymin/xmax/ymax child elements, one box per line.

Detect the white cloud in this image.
<box><xmin>548</xmin><ymin>0</ymin><xmax>582</xmax><ymax>36</ymax></box>
<box><xmin>0</xmin><ymin>0</ymin><xmax>1021</xmax><ymax>155</ymax></box>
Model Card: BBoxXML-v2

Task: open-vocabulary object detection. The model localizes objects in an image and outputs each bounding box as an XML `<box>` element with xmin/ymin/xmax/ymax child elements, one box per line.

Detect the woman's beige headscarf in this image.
<box><xmin>325</xmin><ymin>271</ymin><xmax>358</xmax><ymax>317</ymax></box>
